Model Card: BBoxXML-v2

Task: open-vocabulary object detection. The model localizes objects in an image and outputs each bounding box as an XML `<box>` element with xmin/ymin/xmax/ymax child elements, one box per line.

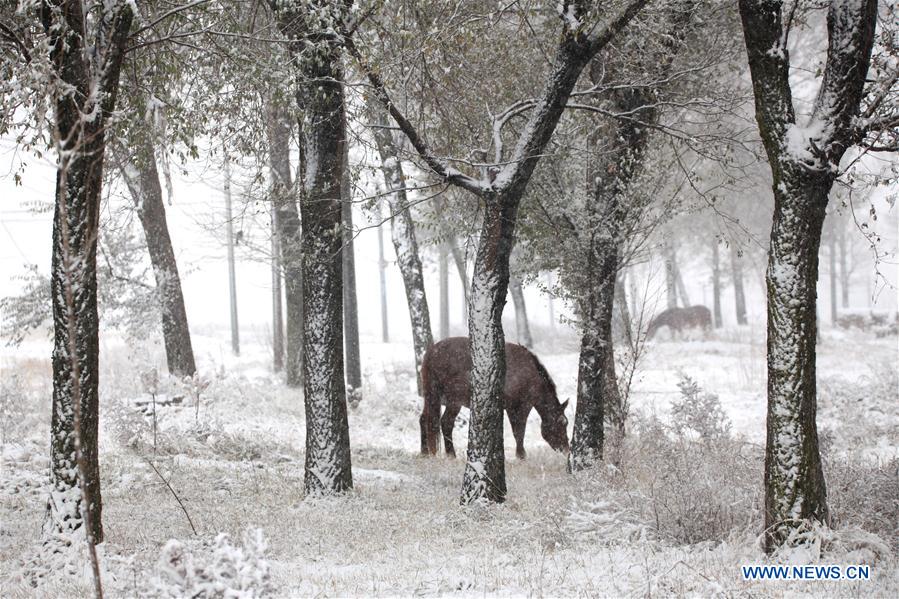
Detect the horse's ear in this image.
<box><xmin>561</xmin><ymin>399</ymin><xmax>569</xmax><ymax>411</ymax></box>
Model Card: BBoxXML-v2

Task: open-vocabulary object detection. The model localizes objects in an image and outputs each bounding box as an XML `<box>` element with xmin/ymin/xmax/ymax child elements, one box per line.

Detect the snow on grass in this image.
<box><xmin>1</xmin><ymin>325</ymin><xmax>897</xmax><ymax>596</ymax></box>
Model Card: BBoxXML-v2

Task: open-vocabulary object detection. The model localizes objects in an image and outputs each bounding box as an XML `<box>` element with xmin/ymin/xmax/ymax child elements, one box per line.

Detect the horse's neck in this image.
<box><xmin>532</xmin><ymin>390</ymin><xmax>556</xmax><ymax>418</ymax></box>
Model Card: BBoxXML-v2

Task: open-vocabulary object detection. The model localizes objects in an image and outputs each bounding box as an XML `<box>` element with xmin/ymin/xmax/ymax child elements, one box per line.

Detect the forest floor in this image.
<box><xmin>1</xmin><ymin>324</ymin><xmax>897</xmax><ymax>597</ymax></box>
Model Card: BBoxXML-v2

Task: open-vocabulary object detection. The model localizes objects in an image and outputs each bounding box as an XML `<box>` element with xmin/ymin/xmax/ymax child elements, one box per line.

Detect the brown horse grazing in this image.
<box><xmin>646</xmin><ymin>305</ymin><xmax>712</xmax><ymax>340</ymax></box>
<box><xmin>420</xmin><ymin>337</ymin><xmax>569</xmax><ymax>459</ymax></box>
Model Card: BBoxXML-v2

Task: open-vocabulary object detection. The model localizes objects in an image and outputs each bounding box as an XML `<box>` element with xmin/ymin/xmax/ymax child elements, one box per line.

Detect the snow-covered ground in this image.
<box><xmin>1</xmin><ymin>324</ymin><xmax>897</xmax><ymax>597</ymax></box>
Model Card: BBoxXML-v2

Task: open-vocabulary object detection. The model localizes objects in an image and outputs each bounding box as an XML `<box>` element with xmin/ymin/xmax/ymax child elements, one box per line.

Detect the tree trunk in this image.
<box><xmin>369</xmin><ymin>105</ymin><xmax>434</xmax><ymax>392</ymax></box>
<box><xmin>730</xmin><ymin>244</ymin><xmax>748</xmax><ymax>325</ymax></box>
<box><xmin>460</xmin><ymin>197</ymin><xmax>517</xmax><ymax>504</ymax></box>
<box><xmin>570</xmin><ymin>237</ymin><xmax>618</xmax><ymax>471</ymax></box>
<box><xmin>377</xmin><ymin>202</ymin><xmax>390</xmax><ymax>343</ymax></box>
<box><xmin>223</xmin><ymin>153</ymin><xmax>240</xmax><ymax>356</ymax></box>
<box><xmin>277</xmin><ymin>3</ymin><xmax>354</xmax><ymax>495</ymax></box>
<box><xmin>265</xmin><ymin>102</ymin><xmax>304</xmax><ymax>386</ymax></box>
<box><xmin>509</xmin><ymin>276</ymin><xmax>533</xmax><ymax>348</ymax></box>
<box><xmin>439</xmin><ymin>244</ymin><xmax>450</xmax><ymax>340</ymax></box>
<box><xmin>664</xmin><ymin>241</ymin><xmax>678</xmax><ymax>309</ymax></box>
<box><xmin>763</xmin><ymin>176</ymin><xmax>831</xmax><ymax>549</ymax></box>
<box><xmin>547</xmin><ymin>271</ymin><xmax>556</xmax><ymax>331</ymax></box>
<box><xmin>615</xmin><ymin>275</ymin><xmax>633</xmax><ymax>347</ymax></box>
<box><xmin>117</xmin><ymin>135</ymin><xmax>196</xmax><ymax>377</ymax></box>
<box><xmin>828</xmin><ymin>230</ymin><xmax>838</xmax><ymax>325</ymax></box>
<box><xmin>738</xmin><ymin>0</ymin><xmax>877</xmax><ymax>551</ymax></box>
<box><xmin>342</xmin><ymin>148</ymin><xmax>363</xmax><ymax>406</ymax></box>
<box><xmin>711</xmin><ymin>240</ymin><xmax>723</xmax><ymax>328</ymax></box>
<box><xmin>45</xmin><ymin>0</ymin><xmax>134</xmax><ymax>547</ymax></box>
<box><xmin>272</xmin><ymin>206</ymin><xmax>284</xmax><ymax>372</ymax></box>
<box><xmin>838</xmin><ymin>224</ymin><xmax>849</xmax><ymax>309</ymax></box>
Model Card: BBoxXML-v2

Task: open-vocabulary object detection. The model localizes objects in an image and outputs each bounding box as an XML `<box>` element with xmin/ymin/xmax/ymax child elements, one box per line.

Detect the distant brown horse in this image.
<box><xmin>646</xmin><ymin>305</ymin><xmax>712</xmax><ymax>339</ymax></box>
<box><xmin>420</xmin><ymin>337</ymin><xmax>569</xmax><ymax>459</ymax></box>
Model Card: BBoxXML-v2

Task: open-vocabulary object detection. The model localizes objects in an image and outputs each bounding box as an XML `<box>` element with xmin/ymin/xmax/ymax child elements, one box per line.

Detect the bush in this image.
<box><xmin>670</xmin><ymin>374</ymin><xmax>731</xmax><ymax>442</ymax></box>
<box><xmin>150</xmin><ymin>529</ymin><xmax>272</xmax><ymax>598</ymax></box>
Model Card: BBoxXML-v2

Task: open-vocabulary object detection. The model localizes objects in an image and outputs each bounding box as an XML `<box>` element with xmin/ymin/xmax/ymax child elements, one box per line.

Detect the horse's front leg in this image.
<box><xmin>508</xmin><ymin>411</ymin><xmax>527</xmax><ymax>459</ymax></box>
<box><xmin>441</xmin><ymin>404</ymin><xmax>460</xmax><ymax>458</ymax></box>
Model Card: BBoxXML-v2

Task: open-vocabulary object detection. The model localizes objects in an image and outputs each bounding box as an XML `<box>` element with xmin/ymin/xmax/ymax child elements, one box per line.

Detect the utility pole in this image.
<box><xmin>224</xmin><ymin>152</ymin><xmax>240</xmax><ymax>356</ymax></box>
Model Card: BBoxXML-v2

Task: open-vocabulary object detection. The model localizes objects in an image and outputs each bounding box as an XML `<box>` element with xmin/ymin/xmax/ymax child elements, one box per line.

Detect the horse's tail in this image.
<box><xmin>420</xmin><ymin>349</ymin><xmax>441</xmax><ymax>455</ymax></box>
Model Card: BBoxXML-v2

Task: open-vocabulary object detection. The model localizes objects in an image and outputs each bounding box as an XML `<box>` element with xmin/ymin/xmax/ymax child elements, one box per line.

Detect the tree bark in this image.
<box><xmin>116</xmin><ymin>133</ymin><xmax>196</xmax><ymax>377</ymax></box>
<box><xmin>342</xmin><ymin>147</ymin><xmax>363</xmax><ymax>406</ymax></box>
<box><xmin>674</xmin><ymin>260</ymin><xmax>691</xmax><ymax>307</ymax></box>
<box><xmin>711</xmin><ymin>240</ymin><xmax>723</xmax><ymax>328</ymax></box>
<box><xmin>277</xmin><ymin>2</ymin><xmax>354</xmax><ymax>495</ymax></box>
<box><xmin>369</xmin><ymin>105</ymin><xmax>434</xmax><ymax>393</ymax></box>
<box><xmin>730</xmin><ymin>244</ymin><xmax>748</xmax><ymax>325</ymax></box>
<box><xmin>44</xmin><ymin>0</ymin><xmax>133</xmax><ymax>546</ymax></box>
<box><xmin>265</xmin><ymin>102</ymin><xmax>304</xmax><ymax>386</ymax></box>
<box><xmin>739</xmin><ymin>0</ymin><xmax>876</xmax><ymax>551</ymax></box>
<box><xmin>509</xmin><ymin>276</ymin><xmax>533</xmax><ymax>348</ymax></box>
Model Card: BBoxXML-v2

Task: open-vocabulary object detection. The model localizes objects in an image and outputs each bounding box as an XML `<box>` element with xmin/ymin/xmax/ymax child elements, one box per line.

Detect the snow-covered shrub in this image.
<box><xmin>670</xmin><ymin>374</ymin><xmax>731</xmax><ymax>442</ymax></box>
<box><xmin>150</xmin><ymin>529</ymin><xmax>271</xmax><ymax>598</ymax></box>
<box><xmin>827</xmin><ymin>457</ymin><xmax>899</xmax><ymax>553</ymax></box>
<box><xmin>819</xmin><ymin>360</ymin><xmax>899</xmax><ymax>452</ymax></box>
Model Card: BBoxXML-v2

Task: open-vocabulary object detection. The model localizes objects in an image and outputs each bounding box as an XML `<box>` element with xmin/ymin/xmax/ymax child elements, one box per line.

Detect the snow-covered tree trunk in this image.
<box><xmin>265</xmin><ymin>102</ymin><xmax>304</xmax><ymax>387</ymax></box>
<box><xmin>44</xmin><ymin>0</ymin><xmax>133</xmax><ymax>548</ymax></box>
<box><xmin>277</xmin><ymin>1</ymin><xmax>354</xmax><ymax>495</ymax></box>
<box><xmin>739</xmin><ymin>0</ymin><xmax>877</xmax><ymax>551</ymax></box>
<box><xmin>369</xmin><ymin>105</ymin><xmax>433</xmax><ymax>393</ymax></box>
<box><xmin>570</xmin><ymin>234</ymin><xmax>618</xmax><ymax>471</ymax></box>
<box><xmin>461</xmin><ymin>197</ymin><xmax>517</xmax><ymax>502</ymax></box>
<box><xmin>342</xmin><ymin>145</ymin><xmax>363</xmax><ymax>406</ymax></box>
<box><xmin>117</xmin><ymin>134</ymin><xmax>196</xmax><ymax>377</ymax></box>
<box><xmin>730</xmin><ymin>244</ymin><xmax>748</xmax><ymax>325</ymax></box>
<box><xmin>509</xmin><ymin>276</ymin><xmax>533</xmax><ymax>348</ymax></box>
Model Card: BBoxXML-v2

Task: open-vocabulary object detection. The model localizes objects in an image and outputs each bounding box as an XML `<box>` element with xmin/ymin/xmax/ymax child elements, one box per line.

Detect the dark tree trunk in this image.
<box><xmin>44</xmin><ymin>0</ymin><xmax>133</xmax><ymax>546</ymax></box>
<box><xmin>739</xmin><ymin>0</ymin><xmax>876</xmax><ymax>551</ymax></box>
<box><xmin>439</xmin><ymin>244</ymin><xmax>450</xmax><ymax>340</ymax></box>
<box><xmin>265</xmin><ymin>102</ymin><xmax>304</xmax><ymax>386</ymax></box>
<box><xmin>369</xmin><ymin>104</ymin><xmax>434</xmax><ymax>392</ymax></box>
<box><xmin>342</xmin><ymin>147</ymin><xmax>363</xmax><ymax>406</ymax></box>
<box><xmin>570</xmin><ymin>237</ymin><xmax>618</xmax><ymax>470</ymax></box>
<box><xmin>117</xmin><ymin>134</ymin><xmax>196</xmax><ymax>377</ymax></box>
<box><xmin>711</xmin><ymin>240</ymin><xmax>723</xmax><ymax>328</ymax></box>
<box><xmin>730</xmin><ymin>244</ymin><xmax>748</xmax><ymax>325</ymax></box>
<box><xmin>277</xmin><ymin>2</ymin><xmax>354</xmax><ymax>495</ymax></box>
<box><xmin>509</xmin><ymin>276</ymin><xmax>533</xmax><ymax>348</ymax></box>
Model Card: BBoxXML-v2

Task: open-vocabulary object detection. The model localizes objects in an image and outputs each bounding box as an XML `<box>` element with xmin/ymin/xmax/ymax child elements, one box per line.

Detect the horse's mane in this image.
<box><xmin>529</xmin><ymin>352</ymin><xmax>558</xmax><ymax>401</ymax></box>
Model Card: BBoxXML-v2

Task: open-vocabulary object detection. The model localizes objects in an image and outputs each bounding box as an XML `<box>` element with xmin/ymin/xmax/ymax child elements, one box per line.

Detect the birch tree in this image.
<box><xmin>737</xmin><ymin>0</ymin><xmax>888</xmax><ymax>551</ymax></box>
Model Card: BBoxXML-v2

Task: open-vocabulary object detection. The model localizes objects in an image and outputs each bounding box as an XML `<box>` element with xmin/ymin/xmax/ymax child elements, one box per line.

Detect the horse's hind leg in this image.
<box><xmin>441</xmin><ymin>404</ymin><xmax>460</xmax><ymax>458</ymax></box>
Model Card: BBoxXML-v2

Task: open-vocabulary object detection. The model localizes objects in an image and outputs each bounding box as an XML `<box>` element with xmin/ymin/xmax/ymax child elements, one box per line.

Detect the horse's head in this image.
<box><xmin>541</xmin><ymin>399</ymin><xmax>570</xmax><ymax>453</ymax></box>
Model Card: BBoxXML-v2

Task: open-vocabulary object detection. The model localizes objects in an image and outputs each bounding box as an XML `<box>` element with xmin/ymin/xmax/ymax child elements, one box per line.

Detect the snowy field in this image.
<box><xmin>2</xmin><ymin>324</ymin><xmax>897</xmax><ymax>597</ymax></box>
